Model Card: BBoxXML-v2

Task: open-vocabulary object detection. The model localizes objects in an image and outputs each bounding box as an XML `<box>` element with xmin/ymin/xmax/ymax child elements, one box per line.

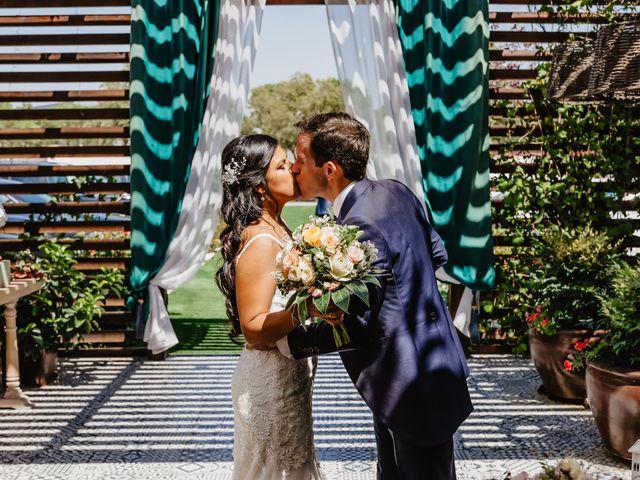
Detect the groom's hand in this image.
<box><xmin>306</xmin><ymin>299</ymin><xmax>345</xmax><ymax>326</ymax></box>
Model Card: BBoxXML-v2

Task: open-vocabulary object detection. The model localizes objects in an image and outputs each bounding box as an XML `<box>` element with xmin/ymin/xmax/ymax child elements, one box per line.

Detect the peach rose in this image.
<box><xmin>347</xmin><ymin>245</ymin><xmax>364</xmax><ymax>264</ymax></box>
<box><xmin>319</xmin><ymin>227</ymin><xmax>339</xmax><ymax>253</ymax></box>
<box><xmin>323</xmin><ymin>281</ymin><xmax>340</xmax><ymax>292</ymax></box>
<box><xmin>282</xmin><ymin>248</ymin><xmax>300</xmax><ymax>271</ymax></box>
<box><xmin>307</xmin><ymin>287</ymin><xmax>323</xmax><ymax>298</ymax></box>
<box><xmin>302</xmin><ymin>225</ymin><xmax>322</xmax><ymax>247</ymax></box>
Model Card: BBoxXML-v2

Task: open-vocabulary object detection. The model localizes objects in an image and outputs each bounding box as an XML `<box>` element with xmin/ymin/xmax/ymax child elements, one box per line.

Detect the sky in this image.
<box><xmin>252</xmin><ymin>6</ymin><xmax>338</xmax><ymax>87</ymax></box>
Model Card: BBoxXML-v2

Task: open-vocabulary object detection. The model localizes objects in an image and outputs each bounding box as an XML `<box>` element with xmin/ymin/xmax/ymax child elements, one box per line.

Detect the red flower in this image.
<box><xmin>540</xmin><ymin>318</ymin><xmax>549</xmax><ymax>327</ymax></box>
<box><xmin>535</xmin><ymin>305</ymin><xmax>542</xmax><ymax>313</ymax></box>
<box><xmin>564</xmin><ymin>360</ymin><xmax>573</xmax><ymax>372</ymax></box>
<box><xmin>574</xmin><ymin>341</ymin><xmax>588</xmax><ymax>352</ymax></box>
<box><xmin>526</xmin><ymin>312</ymin><xmax>540</xmax><ymax>323</ymax></box>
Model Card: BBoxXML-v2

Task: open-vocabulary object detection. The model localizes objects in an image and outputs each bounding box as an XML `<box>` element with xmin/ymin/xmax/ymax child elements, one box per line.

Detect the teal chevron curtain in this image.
<box><xmin>395</xmin><ymin>0</ymin><xmax>495</xmax><ymax>291</ymax></box>
<box><xmin>129</xmin><ymin>0</ymin><xmax>220</xmax><ymax>327</ymax></box>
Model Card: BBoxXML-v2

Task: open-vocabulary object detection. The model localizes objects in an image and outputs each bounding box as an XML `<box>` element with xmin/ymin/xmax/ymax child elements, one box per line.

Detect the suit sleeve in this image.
<box><xmin>411</xmin><ymin>192</ymin><xmax>448</xmax><ymax>270</ymax></box>
<box><xmin>426</xmin><ymin>221</ymin><xmax>447</xmax><ymax>271</ymax></box>
<box><xmin>283</xmin><ymin>216</ymin><xmax>390</xmax><ymax>360</ymax></box>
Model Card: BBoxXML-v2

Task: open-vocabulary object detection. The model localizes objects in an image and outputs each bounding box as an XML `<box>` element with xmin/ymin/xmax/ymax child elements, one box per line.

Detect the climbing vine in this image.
<box><xmin>481</xmin><ymin>0</ymin><xmax>640</xmax><ymax>352</ymax></box>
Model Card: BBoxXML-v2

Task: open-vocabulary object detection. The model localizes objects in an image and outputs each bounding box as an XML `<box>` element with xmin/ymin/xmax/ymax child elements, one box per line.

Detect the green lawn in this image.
<box><xmin>168</xmin><ymin>203</ymin><xmax>315</xmax><ymax>354</ymax></box>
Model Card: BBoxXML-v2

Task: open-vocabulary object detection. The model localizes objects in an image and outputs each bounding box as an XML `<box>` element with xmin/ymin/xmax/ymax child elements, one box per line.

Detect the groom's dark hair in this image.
<box><xmin>296</xmin><ymin>112</ymin><xmax>370</xmax><ymax>181</ymax></box>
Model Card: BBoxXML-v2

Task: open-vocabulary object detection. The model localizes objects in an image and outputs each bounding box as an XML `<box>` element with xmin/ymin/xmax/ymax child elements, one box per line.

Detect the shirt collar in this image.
<box><xmin>332</xmin><ymin>181</ymin><xmax>357</xmax><ymax>218</ymax></box>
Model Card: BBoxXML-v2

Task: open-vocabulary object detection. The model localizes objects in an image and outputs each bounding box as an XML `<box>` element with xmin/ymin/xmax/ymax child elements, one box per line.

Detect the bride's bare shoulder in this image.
<box><xmin>239</xmin><ymin>225</ymin><xmax>282</xmax><ymax>245</ymax></box>
<box><xmin>235</xmin><ymin>226</ymin><xmax>282</xmax><ymax>266</ymax></box>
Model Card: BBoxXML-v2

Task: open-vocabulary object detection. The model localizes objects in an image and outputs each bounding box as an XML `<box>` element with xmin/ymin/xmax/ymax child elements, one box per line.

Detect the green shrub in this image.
<box><xmin>14</xmin><ymin>241</ymin><xmax>125</xmax><ymax>359</ymax></box>
<box><xmin>524</xmin><ymin>225</ymin><xmax>621</xmax><ymax>336</ymax></box>
<box><xmin>572</xmin><ymin>261</ymin><xmax>640</xmax><ymax>370</ymax></box>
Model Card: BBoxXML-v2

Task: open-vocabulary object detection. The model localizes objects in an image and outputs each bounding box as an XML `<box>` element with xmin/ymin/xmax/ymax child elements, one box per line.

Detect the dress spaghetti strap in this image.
<box><xmin>235</xmin><ymin>233</ymin><xmax>285</xmax><ymax>263</ymax></box>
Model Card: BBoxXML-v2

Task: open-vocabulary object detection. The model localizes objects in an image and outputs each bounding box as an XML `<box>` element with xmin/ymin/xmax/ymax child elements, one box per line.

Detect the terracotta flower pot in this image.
<box><xmin>586</xmin><ymin>361</ymin><xmax>640</xmax><ymax>461</ymax></box>
<box><xmin>19</xmin><ymin>349</ymin><xmax>58</xmax><ymax>387</ymax></box>
<box><xmin>529</xmin><ymin>328</ymin><xmax>594</xmax><ymax>401</ymax></box>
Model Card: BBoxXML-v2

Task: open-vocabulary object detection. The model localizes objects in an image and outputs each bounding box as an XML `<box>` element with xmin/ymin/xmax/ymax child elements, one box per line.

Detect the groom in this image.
<box><xmin>277</xmin><ymin>112</ymin><xmax>473</xmax><ymax>479</ymax></box>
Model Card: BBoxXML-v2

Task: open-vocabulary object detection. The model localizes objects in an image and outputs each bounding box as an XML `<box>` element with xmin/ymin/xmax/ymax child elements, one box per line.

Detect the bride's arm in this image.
<box><xmin>235</xmin><ymin>237</ymin><xmax>298</xmax><ymax>348</ymax></box>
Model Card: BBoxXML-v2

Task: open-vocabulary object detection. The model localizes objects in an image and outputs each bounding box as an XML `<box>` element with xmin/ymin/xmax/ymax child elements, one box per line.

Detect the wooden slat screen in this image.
<box><xmin>0</xmin><ymin>1</ymin><xmax>637</xmax><ymax>353</ymax></box>
<box><xmin>0</xmin><ymin>2</ymin><xmax>133</xmax><ymax>353</ymax></box>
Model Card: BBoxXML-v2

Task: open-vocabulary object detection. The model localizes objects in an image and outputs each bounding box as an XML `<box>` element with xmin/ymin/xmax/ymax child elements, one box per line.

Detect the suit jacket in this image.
<box><xmin>284</xmin><ymin>178</ymin><xmax>473</xmax><ymax>446</ymax></box>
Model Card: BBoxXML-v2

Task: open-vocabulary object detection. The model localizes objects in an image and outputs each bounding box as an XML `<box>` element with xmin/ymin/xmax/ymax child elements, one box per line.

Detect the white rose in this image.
<box><xmin>298</xmin><ymin>255</ymin><xmax>316</xmax><ymax>286</ymax></box>
<box><xmin>288</xmin><ymin>267</ymin><xmax>302</xmax><ymax>283</ymax></box>
<box><xmin>299</xmin><ymin>264</ymin><xmax>316</xmax><ymax>286</ymax></box>
<box><xmin>329</xmin><ymin>252</ymin><xmax>354</xmax><ymax>282</ymax></box>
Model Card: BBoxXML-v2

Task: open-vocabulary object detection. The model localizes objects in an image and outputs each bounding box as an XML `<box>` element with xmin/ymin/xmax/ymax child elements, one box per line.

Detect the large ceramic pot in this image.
<box><xmin>20</xmin><ymin>349</ymin><xmax>58</xmax><ymax>387</ymax></box>
<box><xmin>586</xmin><ymin>361</ymin><xmax>640</xmax><ymax>460</ymax></box>
<box><xmin>529</xmin><ymin>328</ymin><xmax>594</xmax><ymax>401</ymax></box>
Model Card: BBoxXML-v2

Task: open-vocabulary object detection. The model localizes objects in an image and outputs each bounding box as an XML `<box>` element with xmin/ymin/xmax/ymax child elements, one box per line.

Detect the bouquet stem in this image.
<box><xmin>332</xmin><ymin>322</ymin><xmax>350</xmax><ymax>348</ymax></box>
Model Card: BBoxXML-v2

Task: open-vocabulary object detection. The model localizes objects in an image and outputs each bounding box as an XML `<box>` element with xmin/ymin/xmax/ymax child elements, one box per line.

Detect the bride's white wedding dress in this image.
<box><xmin>231</xmin><ymin>234</ymin><xmax>324</xmax><ymax>480</ymax></box>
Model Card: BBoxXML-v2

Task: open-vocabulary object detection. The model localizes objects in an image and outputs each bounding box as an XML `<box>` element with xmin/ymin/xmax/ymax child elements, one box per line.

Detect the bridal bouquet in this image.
<box><xmin>274</xmin><ymin>215</ymin><xmax>382</xmax><ymax>347</ymax></box>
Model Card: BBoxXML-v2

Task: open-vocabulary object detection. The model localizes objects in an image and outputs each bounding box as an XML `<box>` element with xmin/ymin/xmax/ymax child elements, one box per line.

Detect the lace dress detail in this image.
<box><xmin>231</xmin><ymin>234</ymin><xmax>323</xmax><ymax>480</ymax></box>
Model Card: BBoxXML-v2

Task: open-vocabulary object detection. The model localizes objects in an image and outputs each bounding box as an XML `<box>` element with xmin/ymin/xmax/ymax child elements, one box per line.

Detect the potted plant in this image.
<box><xmin>576</xmin><ymin>261</ymin><xmax>640</xmax><ymax>460</ymax></box>
<box><xmin>525</xmin><ymin>225</ymin><xmax>620</xmax><ymax>401</ymax></box>
<box><xmin>510</xmin><ymin>457</ymin><xmax>597</xmax><ymax>479</ymax></box>
<box><xmin>9</xmin><ymin>240</ymin><xmax>125</xmax><ymax>386</ymax></box>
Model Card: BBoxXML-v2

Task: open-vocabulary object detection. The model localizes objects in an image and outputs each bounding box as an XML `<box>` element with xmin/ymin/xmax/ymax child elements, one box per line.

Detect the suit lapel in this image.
<box><xmin>337</xmin><ymin>178</ymin><xmax>373</xmax><ymax>224</ymax></box>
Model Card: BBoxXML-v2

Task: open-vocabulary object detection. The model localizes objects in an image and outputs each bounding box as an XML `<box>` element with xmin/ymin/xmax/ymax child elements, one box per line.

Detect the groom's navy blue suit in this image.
<box><xmin>283</xmin><ymin>178</ymin><xmax>473</xmax><ymax>479</ymax></box>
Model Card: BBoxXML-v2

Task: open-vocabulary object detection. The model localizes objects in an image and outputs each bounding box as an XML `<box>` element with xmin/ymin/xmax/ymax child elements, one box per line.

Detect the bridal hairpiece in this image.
<box><xmin>221</xmin><ymin>156</ymin><xmax>247</xmax><ymax>185</ymax></box>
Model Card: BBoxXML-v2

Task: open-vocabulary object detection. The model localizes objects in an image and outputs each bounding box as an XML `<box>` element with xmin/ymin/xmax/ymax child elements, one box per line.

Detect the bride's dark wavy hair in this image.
<box><xmin>215</xmin><ymin>134</ymin><xmax>279</xmax><ymax>342</ymax></box>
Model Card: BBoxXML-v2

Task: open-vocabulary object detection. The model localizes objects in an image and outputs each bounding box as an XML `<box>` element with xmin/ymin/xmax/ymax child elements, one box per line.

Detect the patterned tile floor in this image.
<box><xmin>0</xmin><ymin>354</ymin><xmax>631</xmax><ymax>480</ymax></box>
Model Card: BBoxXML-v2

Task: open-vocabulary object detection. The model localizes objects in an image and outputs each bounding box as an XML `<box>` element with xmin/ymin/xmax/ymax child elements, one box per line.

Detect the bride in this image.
<box><xmin>215</xmin><ymin>134</ymin><xmax>324</xmax><ymax>479</ymax></box>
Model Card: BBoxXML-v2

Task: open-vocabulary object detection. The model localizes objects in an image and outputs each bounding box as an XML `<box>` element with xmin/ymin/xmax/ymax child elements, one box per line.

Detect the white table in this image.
<box><xmin>0</xmin><ymin>278</ymin><xmax>43</xmax><ymax>409</ymax></box>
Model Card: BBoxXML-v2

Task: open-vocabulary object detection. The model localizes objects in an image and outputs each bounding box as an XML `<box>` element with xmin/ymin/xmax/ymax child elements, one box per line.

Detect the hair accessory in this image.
<box><xmin>221</xmin><ymin>156</ymin><xmax>247</xmax><ymax>185</ymax></box>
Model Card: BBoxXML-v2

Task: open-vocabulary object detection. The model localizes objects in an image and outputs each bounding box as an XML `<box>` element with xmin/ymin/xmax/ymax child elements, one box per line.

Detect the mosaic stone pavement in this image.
<box><xmin>0</xmin><ymin>354</ymin><xmax>631</xmax><ymax>480</ymax></box>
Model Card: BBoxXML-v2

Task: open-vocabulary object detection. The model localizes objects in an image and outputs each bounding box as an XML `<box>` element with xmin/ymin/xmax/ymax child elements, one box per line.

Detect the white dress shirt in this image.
<box><xmin>331</xmin><ymin>181</ymin><xmax>357</xmax><ymax>218</ymax></box>
<box><xmin>276</xmin><ymin>181</ymin><xmax>358</xmax><ymax>358</ymax></box>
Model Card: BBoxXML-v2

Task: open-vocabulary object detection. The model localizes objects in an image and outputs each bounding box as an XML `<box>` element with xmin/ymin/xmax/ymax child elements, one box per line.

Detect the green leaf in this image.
<box><xmin>312</xmin><ymin>292</ymin><xmax>331</xmax><ymax>315</ymax></box>
<box><xmin>361</xmin><ymin>275</ymin><xmax>382</xmax><ymax>288</ymax></box>
<box><xmin>345</xmin><ymin>281</ymin><xmax>370</xmax><ymax>306</ymax></box>
<box><xmin>296</xmin><ymin>294</ymin><xmax>308</xmax><ymax>322</ymax></box>
<box><xmin>331</xmin><ymin>288</ymin><xmax>350</xmax><ymax>312</ymax></box>
<box><xmin>285</xmin><ymin>290</ymin><xmax>299</xmax><ymax>311</ymax></box>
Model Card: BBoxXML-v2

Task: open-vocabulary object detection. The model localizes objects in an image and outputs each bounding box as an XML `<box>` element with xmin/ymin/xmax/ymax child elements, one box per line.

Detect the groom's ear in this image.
<box><xmin>323</xmin><ymin>160</ymin><xmax>343</xmax><ymax>180</ymax></box>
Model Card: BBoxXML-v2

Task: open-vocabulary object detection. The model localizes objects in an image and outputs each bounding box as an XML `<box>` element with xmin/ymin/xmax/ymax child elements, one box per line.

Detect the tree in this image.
<box><xmin>241</xmin><ymin>73</ymin><xmax>345</xmax><ymax>151</ymax></box>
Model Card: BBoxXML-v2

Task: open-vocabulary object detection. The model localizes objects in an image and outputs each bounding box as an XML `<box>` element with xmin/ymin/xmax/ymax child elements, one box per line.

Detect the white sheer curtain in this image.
<box><xmin>144</xmin><ymin>0</ymin><xmax>266</xmax><ymax>354</ymax></box>
<box><xmin>325</xmin><ymin>0</ymin><xmax>474</xmax><ymax>337</ymax></box>
<box><xmin>324</xmin><ymin>0</ymin><xmax>425</xmax><ymax>205</ymax></box>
